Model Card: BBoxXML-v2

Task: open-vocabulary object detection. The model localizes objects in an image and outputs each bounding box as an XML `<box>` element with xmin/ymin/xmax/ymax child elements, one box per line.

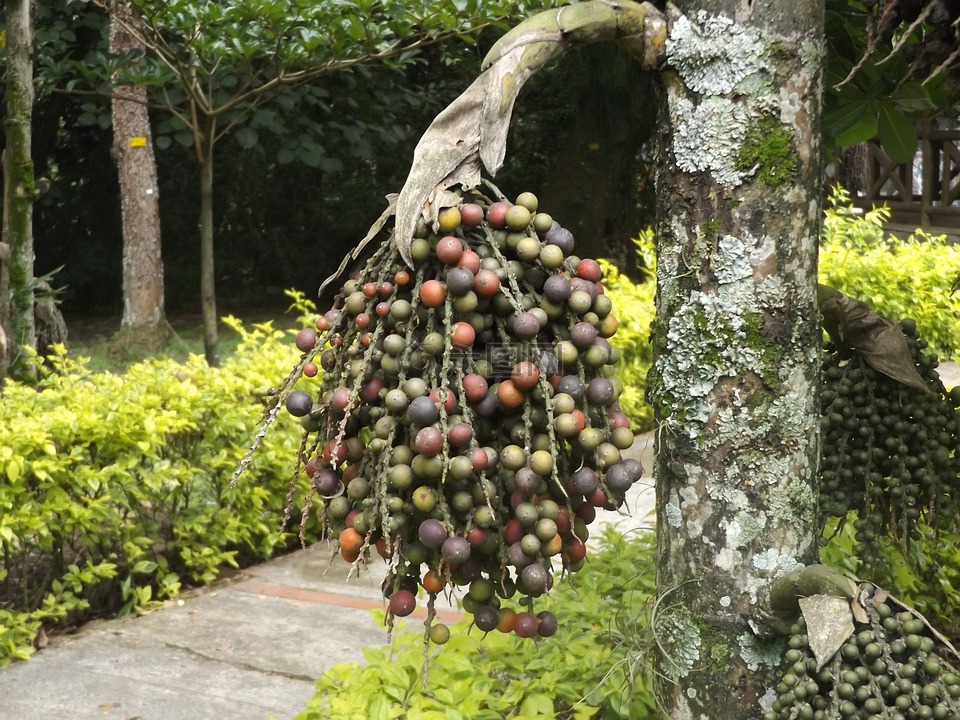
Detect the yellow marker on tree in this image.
<box><xmin>129</xmin><ymin>136</ymin><xmax>147</xmax><ymax>148</ymax></box>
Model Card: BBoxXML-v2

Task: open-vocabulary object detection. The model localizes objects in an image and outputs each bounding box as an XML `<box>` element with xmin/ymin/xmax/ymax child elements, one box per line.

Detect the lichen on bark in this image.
<box><xmin>652</xmin><ymin>1</ymin><xmax>824</xmax><ymax>716</ymax></box>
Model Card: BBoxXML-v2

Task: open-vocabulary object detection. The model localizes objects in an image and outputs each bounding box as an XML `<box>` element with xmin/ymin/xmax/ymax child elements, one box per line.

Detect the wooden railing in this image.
<box><xmin>850</xmin><ymin>121</ymin><xmax>960</xmax><ymax>235</ymax></box>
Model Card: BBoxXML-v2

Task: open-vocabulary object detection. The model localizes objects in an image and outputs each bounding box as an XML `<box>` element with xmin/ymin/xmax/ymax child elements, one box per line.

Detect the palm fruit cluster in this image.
<box><xmin>767</xmin><ymin>587</ymin><xmax>960</xmax><ymax>719</ymax></box>
<box><xmin>819</xmin><ymin>318</ymin><xmax>960</xmax><ymax>565</ymax></box>
<box><xmin>281</xmin><ymin>186</ymin><xmax>642</xmax><ymax>642</ymax></box>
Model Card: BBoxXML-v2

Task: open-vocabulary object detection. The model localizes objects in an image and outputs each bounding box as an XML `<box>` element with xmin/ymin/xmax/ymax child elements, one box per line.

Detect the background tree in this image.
<box><xmin>108</xmin><ymin>2</ymin><xmax>170</xmax><ymax>352</ymax></box>
<box><xmin>72</xmin><ymin>0</ymin><xmax>558</xmax><ymax>365</ymax></box>
<box><xmin>3</xmin><ymin>0</ymin><xmax>37</xmax><ymax>382</ymax></box>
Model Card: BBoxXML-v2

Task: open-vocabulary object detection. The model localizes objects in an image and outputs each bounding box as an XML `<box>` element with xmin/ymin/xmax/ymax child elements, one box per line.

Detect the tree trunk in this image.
<box><xmin>199</xmin><ymin>142</ymin><xmax>219</xmax><ymax>366</ymax></box>
<box><xmin>4</xmin><ymin>0</ymin><xmax>37</xmax><ymax>383</ymax></box>
<box><xmin>647</xmin><ymin>2</ymin><xmax>824</xmax><ymax>717</ymax></box>
<box><xmin>109</xmin><ymin>6</ymin><xmax>171</xmax><ymax>352</ymax></box>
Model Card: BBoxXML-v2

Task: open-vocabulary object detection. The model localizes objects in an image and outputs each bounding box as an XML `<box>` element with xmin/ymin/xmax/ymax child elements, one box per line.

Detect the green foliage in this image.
<box><xmin>0</xmin><ymin>319</ymin><xmax>316</xmax><ymax>665</ymax></box>
<box><xmin>600</xmin><ymin>232</ymin><xmax>656</xmax><ymax>432</ymax></box>
<box><xmin>819</xmin><ymin>187</ymin><xmax>960</xmax><ymax>358</ymax></box>
<box><xmin>295</xmin><ymin>528</ymin><xmax>657</xmax><ymax>720</ymax></box>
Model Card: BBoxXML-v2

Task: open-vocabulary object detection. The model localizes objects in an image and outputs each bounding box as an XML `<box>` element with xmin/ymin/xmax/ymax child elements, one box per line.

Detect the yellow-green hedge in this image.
<box><xmin>0</xmin><ymin>318</ymin><xmax>315</xmax><ymax>665</ymax></box>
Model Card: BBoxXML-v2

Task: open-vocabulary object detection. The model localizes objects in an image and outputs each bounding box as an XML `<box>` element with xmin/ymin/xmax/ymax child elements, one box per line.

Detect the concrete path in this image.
<box><xmin>0</xmin><ymin>436</ymin><xmax>656</xmax><ymax>720</ymax></box>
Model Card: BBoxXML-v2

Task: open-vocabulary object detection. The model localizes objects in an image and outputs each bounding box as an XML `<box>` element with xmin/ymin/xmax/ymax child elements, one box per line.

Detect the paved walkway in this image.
<box><xmin>0</xmin><ymin>437</ymin><xmax>656</xmax><ymax>720</ymax></box>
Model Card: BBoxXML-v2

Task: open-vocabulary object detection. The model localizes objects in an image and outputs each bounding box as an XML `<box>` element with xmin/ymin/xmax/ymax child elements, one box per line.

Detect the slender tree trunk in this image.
<box><xmin>647</xmin><ymin>2</ymin><xmax>824</xmax><ymax>717</ymax></box>
<box><xmin>109</xmin><ymin>6</ymin><xmax>171</xmax><ymax>351</ymax></box>
<box><xmin>199</xmin><ymin>143</ymin><xmax>219</xmax><ymax>366</ymax></box>
<box><xmin>4</xmin><ymin>0</ymin><xmax>37</xmax><ymax>382</ymax></box>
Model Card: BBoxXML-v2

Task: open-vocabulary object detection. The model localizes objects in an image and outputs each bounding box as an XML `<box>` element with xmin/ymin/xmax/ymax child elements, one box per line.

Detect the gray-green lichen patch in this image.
<box><xmin>739</xmin><ymin>631</ymin><xmax>785</xmax><ymax>671</ymax></box>
<box><xmin>714</xmin><ymin>234</ymin><xmax>753</xmax><ymax>284</ymax></box>
<box><xmin>665</xmin><ymin>500</ymin><xmax>683</xmax><ymax>528</ymax></box>
<box><xmin>657</xmin><ymin>607</ymin><xmax>702</xmax><ymax>680</ymax></box>
<box><xmin>666</xmin><ymin>10</ymin><xmax>765</xmax><ymax>95</ymax></box>
<box><xmin>668</xmin><ymin>95</ymin><xmax>749</xmax><ymax>188</ymax></box>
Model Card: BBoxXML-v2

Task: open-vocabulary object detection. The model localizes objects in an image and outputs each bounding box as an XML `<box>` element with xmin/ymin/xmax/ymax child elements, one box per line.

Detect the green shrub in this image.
<box><xmin>601</xmin><ymin>231</ymin><xmax>656</xmax><ymax>432</ymax></box>
<box><xmin>819</xmin><ymin>186</ymin><xmax>960</xmax><ymax>358</ymax></box>
<box><xmin>0</xmin><ymin>317</ymin><xmax>318</xmax><ymax>665</ymax></box>
<box><xmin>295</xmin><ymin>528</ymin><xmax>657</xmax><ymax>720</ymax></box>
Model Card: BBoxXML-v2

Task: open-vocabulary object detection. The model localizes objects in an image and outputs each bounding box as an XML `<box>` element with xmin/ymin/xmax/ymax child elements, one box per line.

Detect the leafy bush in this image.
<box><xmin>295</xmin><ymin>528</ymin><xmax>657</xmax><ymax>720</ymax></box>
<box><xmin>819</xmin><ymin>186</ymin><xmax>960</xmax><ymax>358</ymax></box>
<box><xmin>601</xmin><ymin>231</ymin><xmax>656</xmax><ymax>432</ymax></box>
<box><xmin>0</xmin><ymin>318</ymin><xmax>317</xmax><ymax>665</ymax></box>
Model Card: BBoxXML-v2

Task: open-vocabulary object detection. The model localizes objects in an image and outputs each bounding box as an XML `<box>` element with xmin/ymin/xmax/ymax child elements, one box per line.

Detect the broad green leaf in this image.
<box><xmin>518</xmin><ymin>693</ymin><xmax>556</xmax><ymax>717</ymax></box>
<box><xmin>832</xmin><ymin>114</ymin><xmax>878</xmax><ymax>147</ymax></box>
<box><xmin>877</xmin><ymin>104</ymin><xmax>918</xmax><ymax>163</ymax></box>
<box><xmin>890</xmin><ymin>82</ymin><xmax>935</xmax><ymax>113</ymax></box>
<box><xmin>235</xmin><ymin>127</ymin><xmax>260</xmax><ymax>149</ymax></box>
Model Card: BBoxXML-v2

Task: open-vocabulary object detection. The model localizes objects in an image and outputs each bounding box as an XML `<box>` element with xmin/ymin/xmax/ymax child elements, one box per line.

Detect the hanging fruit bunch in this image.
<box><xmin>276</xmin><ymin>183</ymin><xmax>642</xmax><ymax>642</ymax></box>
<box><xmin>817</xmin><ymin>288</ymin><xmax>960</xmax><ymax>570</ymax></box>
<box><xmin>768</xmin><ymin>578</ymin><xmax>960</xmax><ymax>720</ymax></box>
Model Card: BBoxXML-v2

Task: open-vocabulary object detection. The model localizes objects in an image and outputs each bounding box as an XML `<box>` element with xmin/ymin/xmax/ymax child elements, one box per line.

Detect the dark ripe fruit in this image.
<box><xmin>295</xmin><ymin>327</ymin><xmax>318</xmax><ymax>352</ymax></box>
<box><xmin>436</xmin><ymin>235</ymin><xmax>464</xmax><ymax>265</ymax></box>
<box><xmin>586</xmin><ymin>377</ymin><xmax>616</xmax><ymax>406</ymax></box>
<box><xmin>544</xmin><ymin>222</ymin><xmax>574</xmax><ymax>254</ymax></box>
<box><xmin>508</xmin><ymin>542</ymin><xmax>534</xmax><ymax>568</ymax></box>
<box><xmin>622</xmin><ymin>458</ymin><xmax>643</xmax><ymax>481</ymax></box>
<box><xmin>474</xmin><ymin>605</ymin><xmax>500</xmax><ymax>632</ymax></box>
<box><xmin>418</xmin><ymin>518</ymin><xmax>448</xmax><ymax>548</ymax></box>
<box><xmin>567</xmin><ymin>538</ymin><xmax>587</xmax><ymax>562</ymax></box>
<box><xmin>419</xmin><ymin>279</ymin><xmax>447</xmax><ymax>308</ymax></box>
<box><xmin>441</xmin><ymin>536</ymin><xmax>471</xmax><ymax>566</ymax></box>
<box><xmin>448</xmin><ymin>422</ymin><xmax>474</xmax><ymax>447</ymax></box>
<box><xmin>543</xmin><ymin>274</ymin><xmax>571</xmax><ymax>302</ymax></box>
<box><xmin>605</xmin><ymin>463</ymin><xmax>634</xmax><ymax>494</ymax></box>
<box><xmin>556</xmin><ymin>375</ymin><xmax>584</xmax><ymax>401</ymax></box>
<box><xmin>375</xmin><ymin>302</ymin><xmax>391</xmax><ymax>317</ymax></box>
<box><xmin>466</xmin><ymin>527</ymin><xmax>488</xmax><ymax>547</ymax></box>
<box><xmin>452</xmin><ymin>322</ymin><xmax>476</xmax><ymax>349</ymax></box>
<box><xmin>474</xmin><ymin>392</ymin><xmax>500</xmax><ymax>417</ymax></box>
<box><xmin>360</xmin><ymin>377</ymin><xmax>384</xmax><ymax>404</ymax></box>
<box><xmin>414</xmin><ymin>427</ymin><xmax>443</xmax><ymax>456</ymax></box>
<box><xmin>389</xmin><ymin>589</ymin><xmax>417</xmax><ymax>617</ymax></box>
<box><xmin>569</xmin><ymin>276</ymin><xmax>599</xmax><ymax>301</ymax></box>
<box><xmin>588</xmin><ymin>488</ymin><xmax>610</xmax><ymax>508</ymax></box>
<box><xmin>536</xmin><ymin>611</ymin><xmax>558</xmax><ymax>637</ymax></box>
<box><xmin>514</xmin><ymin>467</ymin><xmax>543</xmax><ymax>494</ymax></box>
<box><xmin>314</xmin><ymin>468</ymin><xmax>340</xmax><ymax>496</ymax></box>
<box><xmin>470</xmin><ymin>446</ymin><xmax>490</xmax><ymax>472</ymax></box>
<box><xmin>407</xmin><ymin>395</ymin><xmax>439</xmax><ymax>425</ymax></box>
<box><xmin>460</xmin><ymin>202</ymin><xmax>485</xmax><ymax>227</ymax></box>
<box><xmin>504</xmin><ymin>518</ymin><xmax>524</xmax><ymax>545</ymax></box>
<box><xmin>303</xmin><ymin>361</ymin><xmax>319</xmax><ymax>378</ymax></box>
<box><xmin>452</xmin><ymin>557</ymin><xmax>482</xmax><ymax>585</ymax></box>
<box><xmin>539</xmin><ymin>350</ymin><xmax>560</xmax><ymax>377</ymax></box>
<box><xmin>474</xmin><ymin>269</ymin><xmax>501</xmax><ymax>297</ymax></box>
<box><xmin>459</xmin><ymin>249</ymin><xmax>481</xmax><ymax>273</ymax></box>
<box><xmin>512</xmin><ymin>312</ymin><xmax>542</xmax><ymax>340</ymax></box>
<box><xmin>520</xmin><ymin>563</ymin><xmax>550</xmax><ymax>596</ymax></box>
<box><xmin>570</xmin><ymin>321</ymin><xmax>599</xmax><ymax>350</ymax></box>
<box><xmin>514</xmin><ymin>612</ymin><xmax>539</xmax><ymax>638</ymax></box>
<box><xmin>572</xmin><ymin>467</ymin><xmax>599</xmax><ymax>495</ymax></box>
<box><xmin>511</xmin><ymin>362</ymin><xmax>540</xmax><ymax>391</ymax></box>
<box><xmin>576</xmin><ymin>258</ymin><xmax>603</xmax><ymax>282</ymax></box>
<box><xmin>446</xmin><ymin>266</ymin><xmax>475</xmax><ymax>296</ymax></box>
<box><xmin>285</xmin><ymin>390</ymin><xmax>313</xmax><ymax>417</ymax></box>
<box><xmin>486</xmin><ymin>201</ymin><xmax>510</xmax><ymax>228</ymax></box>
<box><xmin>462</xmin><ymin>373</ymin><xmax>489</xmax><ymax>403</ymax></box>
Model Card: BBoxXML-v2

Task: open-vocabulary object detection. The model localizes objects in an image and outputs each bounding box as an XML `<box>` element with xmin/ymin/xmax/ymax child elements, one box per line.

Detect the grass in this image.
<box><xmin>63</xmin><ymin>302</ymin><xmax>301</xmax><ymax>373</ymax></box>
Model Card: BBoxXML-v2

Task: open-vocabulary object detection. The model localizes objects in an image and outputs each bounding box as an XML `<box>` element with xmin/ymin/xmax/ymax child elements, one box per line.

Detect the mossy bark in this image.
<box><xmin>110</xmin><ymin>6</ymin><xmax>172</xmax><ymax>352</ymax></box>
<box><xmin>648</xmin><ymin>2</ymin><xmax>824</xmax><ymax>717</ymax></box>
<box><xmin>3</xmin><ymin>0</ymin><xmax>37</xmax><ymax>382</ymax></box>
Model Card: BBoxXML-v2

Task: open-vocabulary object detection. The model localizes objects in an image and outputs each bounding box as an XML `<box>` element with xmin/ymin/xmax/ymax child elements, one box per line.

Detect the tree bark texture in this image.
<box><xmin>199</xmin><ymin>148</ymin><xmax>219</xmax><ymax>367</ymax></box>
<box><xmin>109</xmin><ymin>6</ymin><xmax>170</xmax><ymax>347</ymax></box>
<box><xmin>647</xmin><ymin>2</ymin><xmax>824</xmax><ymax>717</ymax></box>
<box><xmin>4</xmin><ymin>0</ymin><xmax>37</xmax><ymax>382</ymax></box>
